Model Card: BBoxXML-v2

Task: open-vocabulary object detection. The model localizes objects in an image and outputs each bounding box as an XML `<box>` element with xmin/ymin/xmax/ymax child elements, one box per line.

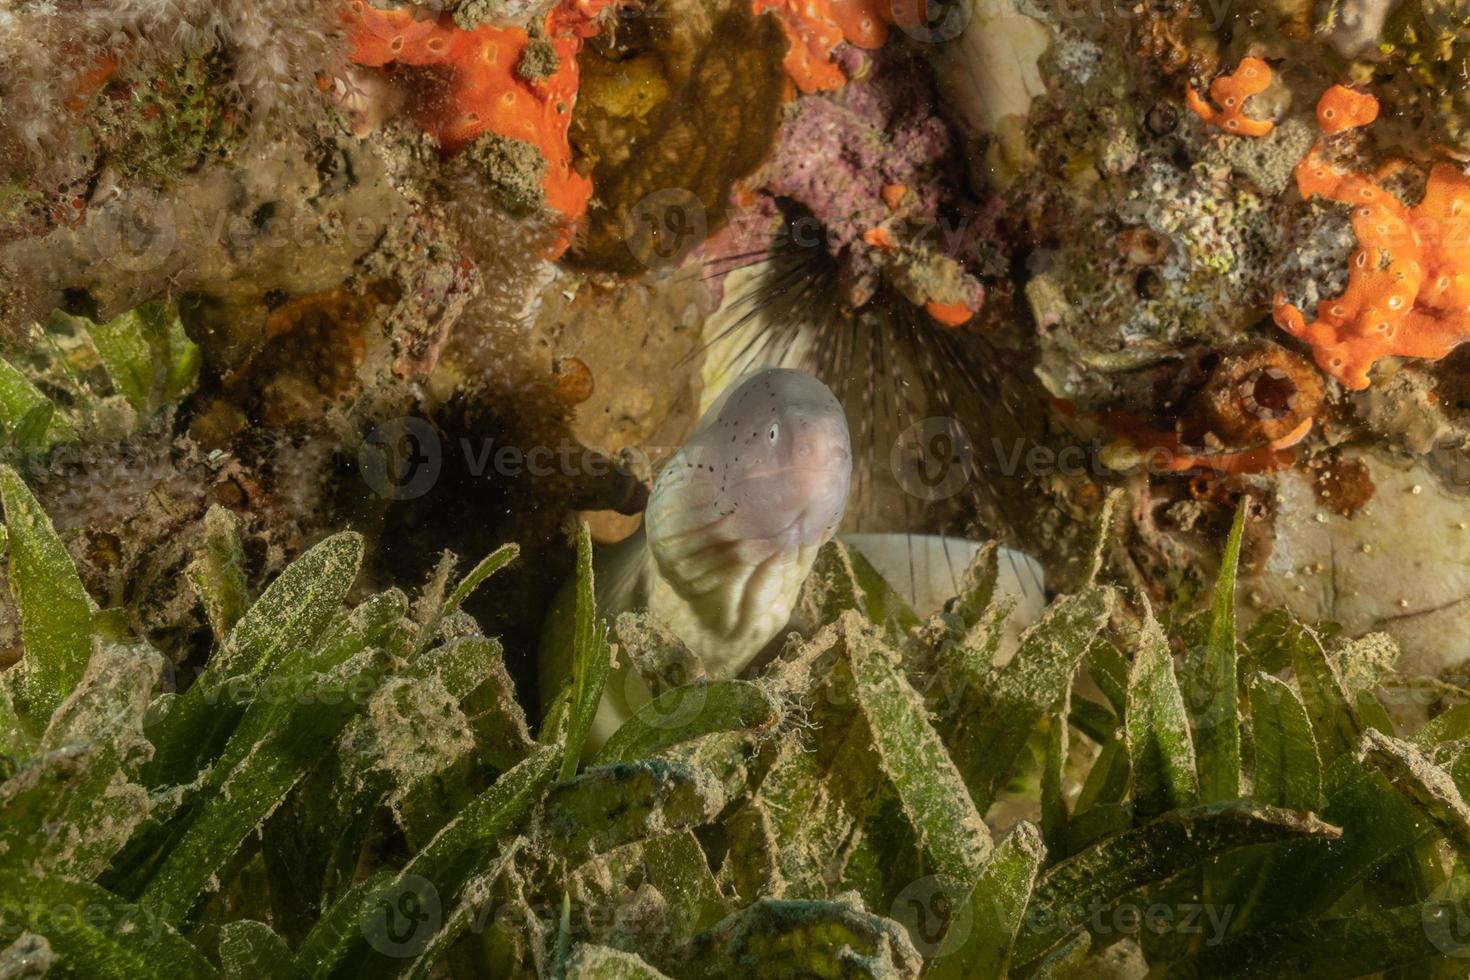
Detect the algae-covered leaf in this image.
<box><xmin>950</xmin><ymin>586</ymin><xmax>1115</xmax><ymax>813</ymax></box>
<box><xmin>1012</xmin><ymin>801</ymin><xmax>1341</xmax><ymax>966</ymax></box>
<box><xmin>565</xmin><ymin>945</ymin><xmax>672</xmax><ymax>979</ymax></box>
<box><xmin>444</xmin><ymin>543</ymin><xmax>518</xmax><ymax>619</ymax></box>
<box><xmin>146</xmin><ymin>531</ymin><xmax>364</xmax><ymax>784</ymax></box>
<box><xmin>297</xmin><ymin>745</ymin><xmax>558</xmax><ymax>978</ymax></box>
<box><xmin>564</xmin><ymin>522</ymin><xmax>611</xmax><ymax>778</ymax></box>
<box><xmin>417</xmin><ymin>633</ymin><xmax>535</xmax><ymax>772</ymax></box>
<box><xmin>0</xmin><ymin>644</ymin><xmax>162</xmax><ymax>879</ymax></box>
<box><xmin>796</xmin><ymin>540</ymin><xmax>920</xmax><ymax>638</ymax></box>
<box><xmin>85</xmin><ymin>300</ymin><xmax>199</xmax><ymax>413</ymax></box>
<box><xmin>0</xmin><ymin>672</ymin><xmax>31</xmax><ymax>763</ymax></box>
<box><xmin>0</xmin><ymin>871</ymin><xmax>218</xmax><ymax>979</ymax></box>
<box><xmin>846</xmin><ymin>544</ymin><xmax>923</xmax><ymax>637</ymax></box>
<box><xmin>1127</xmin><ymin>610</ymin><xmax>1198</xmax><ymax>820</ymax></box>
<box><xmin>644</xmin><ymin>830</ymin><xmax>730</xmax><ymax>942</ymax></box>
<box><xmin>0</xmin><ymin>466</ymin><xmax>94</xmax><ymax>726</ymax></box>
<box><xmin>847</xmin><ymin>616</ymin><xmax>991</xmax><ymax>882</ymax></box>
<box><xmin>8</xmin><ymin>404</ymin><xmax>54</xmax><ymax>458</ymax></box>
<box><xmin>1166</xmin><ymin>902</ymin><xmax>1447</xmax><ymax>979</ymax></box>
<box><xmin>927</xmin><ymin>822</ymin><xmax>1044</xmax><ymax>980</ymax></box>
<box><xmin>397</xmin><ymin>847</ymin><xmax>523</xmax><ymax>980</ymax></box>
<box><xmin>595</xmin><ymin>680</ymin><xmax>780</xmax><ymax>765</ymax></box>
<box><xmin>139</xmin><ymin>649</ymin><xmax>388</xmax><ymax>921</ymax></box>
<box><xmin>1042</xmin><ymin>689</ymin><xmax>1072</xmax><ymax>858</ymax></box>
<box><xmin>1412</xmin><ymin>700</ymin><xmax>1470</xmax><ymax>748</ymax></box>
<box><xmin>1247</xmin><ymin>672</ymin><xmax>1320</xmax><ymax>811</ymax></box>
<box><xmin>542</xmin><ymin>759</ymin><xmax>726</xmax><ymax>864</ymax></box>
<box><xmin>947</xmin><ymin>540</ymin><xmax>1001</xmax><ymax>629</ymax></box>
<box><xmin>0</xmin><ymin>358</ymin><xmax>73</xmax><ymax>446</ymax></box>
<box><xmin>408</xmin><ymin>544</ymin><xmax>520</xmax><ymax>656</ymax></box>
<box><xmin>722</xmin><ymin>625</ymin><xmax>879</xmax><ymax>899</ymax></box>
<box><xmin>1283</xmin><ymin>618</ymin><xmax>1359</xmax><ymax>765</ymax></box>
<box><xmin>219</xmin><ymin>921</ymin><xmax>301</xmax><ymax>980</ymax></box>
<box><xmin>290</xmin><ymin>870</ymin><xmax>397</xmax><ymax>978</ymax></box>
<box><xmin>1357</xmin><ymin>728</ymin><xmax>1470</xmax><ymax>867</ymax></box>
<box><xmin>1245</xmin><ymin>753</ymin><xmax>1436</xmax><ymax>929</ymax></box>
<box><xmin>85</xmin><ymin>307</ymin><xmax>156</xmax><ymax>412</ymax></box>
<box><xmin>210</xmin><ymin>531</ymin><xmax>365</xmax><ymax>683</ymax></box>
<box><xmin>673</xmin><ymin>897</ymin><xmax>922</xmax><ymax>979</ymax></box>
<box><xmin>187</xmin><ymin>505</ymin><xmax>249</xmax><ymax>640</ymax></box>
<box><xmin>1191</xmin><ymin>500</ymin><xmax>1246</xmax><ymax>803</ymax></box>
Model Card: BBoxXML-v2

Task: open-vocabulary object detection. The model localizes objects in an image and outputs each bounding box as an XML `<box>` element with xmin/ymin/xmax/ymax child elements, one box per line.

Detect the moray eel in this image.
<box><xmin>539</xmin><ymin>368</ymin><xmax>853</xmax><ymax>751</ymax></box>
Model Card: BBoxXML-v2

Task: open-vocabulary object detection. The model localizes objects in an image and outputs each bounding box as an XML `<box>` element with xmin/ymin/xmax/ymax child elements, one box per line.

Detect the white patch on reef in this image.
<box><xmin>1247</xmin><ymin>448</ymin><xmax>1470</xmax><ymax>678</ymax></box>
<box><xmin>934</xmin><ymin>0</ymin><xmax>1052</xmax><ymax>136</ymax></box>
<box><xmin>1322</xmin><ymin>0</ymin><xmax>1399</xmax><ymax>59</ymax></box>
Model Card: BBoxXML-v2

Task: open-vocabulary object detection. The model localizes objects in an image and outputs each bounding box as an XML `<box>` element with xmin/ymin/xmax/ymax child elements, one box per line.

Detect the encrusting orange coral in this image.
<box><xmin>345</xmin><ymin>0</ymin><xmax>610</xmax><ymax>228</ymax></box>
<box><xmin>751</xmin><ymin>0</ymin><xmax>903</xmax><ymax>93</ymax></box>
<box><xmin>1273</xmin><ymin>86</ymin><xmax>1470</xmax><ymax>390</ymax></box>
<box><xmin>1186</xmin><ymin>57</ymin><xmax>1274</xmax><ymax>137</ymax></box>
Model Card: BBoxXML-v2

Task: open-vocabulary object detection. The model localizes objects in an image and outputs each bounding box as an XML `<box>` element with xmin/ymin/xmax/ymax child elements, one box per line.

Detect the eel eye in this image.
<box><xmin>768</xmin><ymin>422</ymin><xmax>780</xmax><ymax>443</ymax></box>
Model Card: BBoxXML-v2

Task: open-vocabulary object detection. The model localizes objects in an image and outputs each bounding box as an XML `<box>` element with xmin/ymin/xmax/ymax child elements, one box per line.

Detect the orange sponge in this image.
<box><xmin>346</xmin><ymin>0</ymin><xmax>609</xmax><ymax>225</ymax></box>
<box><xmin>1186</xmin><ymin>57</ymin><xmax>1274</xmax><ymax>137</ymax></box>
<box><xmin>752</xmin><ymin>0</ymin><xmax>900</xmax><ymax>93</ymax></box>
<box><xmin>1274</xmin><ymin>88</ymin><xmax>1470</xmax><ymax>389</ymax></box>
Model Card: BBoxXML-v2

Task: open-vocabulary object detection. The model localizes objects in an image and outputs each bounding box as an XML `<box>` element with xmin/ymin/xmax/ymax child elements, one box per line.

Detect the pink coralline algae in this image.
<box><xmin>729</xmin><ymin>52</ymin><xmax>989</xmax><ymax>322</ymax></box>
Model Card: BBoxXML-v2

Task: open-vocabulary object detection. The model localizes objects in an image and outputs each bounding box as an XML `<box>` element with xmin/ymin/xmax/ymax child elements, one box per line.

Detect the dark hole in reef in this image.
<box><xmin>60</xmin><ymin>287</ymin><xmax>101</xmax><ymax>321</ymax></box>
<box><xmin>1145</xmin><ymin>101</ymin><xmax>1178</xmax><ymax>136</ymax></box>
<box><xmin>1135</xmin><ymin>269</ymin><xmax>1165</xmax><ymax>299</ymax></box>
